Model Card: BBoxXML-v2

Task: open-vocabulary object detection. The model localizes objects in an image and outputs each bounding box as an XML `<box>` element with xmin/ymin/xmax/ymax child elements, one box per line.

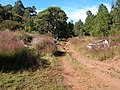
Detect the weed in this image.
<box><xmin>69</xmin><ymin>37</ymin><xmax>120</xmax><ymax>61</ymax></box>
<box><xmin>32</xmin><ymin>35</ymin><xmax>57</xmax><ymax>56</ymax></box>
<box><xmin>0</xmin><ymin>55</ymin><xmax>66</xmax><ymax>90</ymax></box>
<box><xmin>0</xmin><ymin>31</ymin><xmax>38</xmax><ymax>72</ymax></box>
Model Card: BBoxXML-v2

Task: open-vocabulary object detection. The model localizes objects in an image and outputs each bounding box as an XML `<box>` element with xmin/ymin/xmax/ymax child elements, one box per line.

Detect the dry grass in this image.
<box><xmin>0</xmin><ymin>31</ymin><xmax>66</xmax><ymax>90</ymax></box>
<box><xmin>0</xmin><ymin>31</ymin><xmax>36</xmax><ymax>71</ymax></box>
<box><xmin>32</xmin><ymin>35</ymin><xmax>57</xmax><ymax>56</ymax></box>
<box><xmin>69</xmin><ymin>36</ymin><xmax>120</xmax><ymax>61</ymax></box>
<box><xmin>0</xmin><ymin>55</ymin><xmax>66</xmax><ymax>90</ymax></box>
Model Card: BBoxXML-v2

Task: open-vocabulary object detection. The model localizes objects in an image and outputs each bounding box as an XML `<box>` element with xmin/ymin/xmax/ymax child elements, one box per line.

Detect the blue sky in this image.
<box><xmin>0</xmin><ymin>0</ymin><xmax>116</xmax><ymax>22</ymax></box>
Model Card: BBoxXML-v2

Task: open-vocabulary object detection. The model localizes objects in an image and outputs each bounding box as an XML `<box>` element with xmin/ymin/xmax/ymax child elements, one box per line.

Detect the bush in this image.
<box><xmin>0</xmin><ymin>20</ymin><xmax>23</xmax><ymax>31</ymax></box>
<box><xmin>32</xmin><ymin>35</ymin><xmax>57</xmax><ymax>56</ymax></box>
<box><xmin>0</xmin><ymin>31</ymin><xmax>38</xmax><ymax>72</ymax></box>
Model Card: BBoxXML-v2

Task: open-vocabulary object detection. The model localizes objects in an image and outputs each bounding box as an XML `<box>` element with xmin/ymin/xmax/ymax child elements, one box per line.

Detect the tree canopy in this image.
<box><xmin>84</xmin><ymin>10</ymin><xmax>95</xmax><ymax>36</ymax></box>
<box><xmin>92</xmin><ymin>4</ymin><xmax>111</xmax><ymax>37</ymax></box>
<box><xmin>1</xmin><ymin>0</ymin><xmax>120</xmax><ymax>38</ymax></box>
<box><xmin>36</xmin><ymin>7</ymin><xmax>68</xmax><ymax>39</ymax></box>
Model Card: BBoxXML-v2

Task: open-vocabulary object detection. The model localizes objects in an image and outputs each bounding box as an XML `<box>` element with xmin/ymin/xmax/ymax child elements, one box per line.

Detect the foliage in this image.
<box><xmin>32</xmin><ymin>35</ymin><xmax>57</xmax><ymax>56</ymax></box>
<box><xmin>36</xmin><ymin>6</ymin><xmax>68</xmax><ymax>39</ymax></box>
<box><xmin>84</xmin><ymin>10</ymin><xmax>95</xmax><ymax>36</ymax></box>
<box><xmin>0</xmin><ymin>55</ymin><xmax>66</xmax><ymax>90</ymax></box>
<box><xmin>0</xmin><ymin>20</ymin><xmax>23</xmax><ymax>30</ymax></box>
<box><xmin>69</xmin><ymin>37</ymin><xmax>120</xmax><ymax>61</ymax></box>
<box><xmin>1</xmin><ymin>0</ymin><xmax>120</xmax><ymax>38</ymax></box>
<box><xmin>92</xmin><ymin>4</ymin><xmax>111</xmax><ymax>37</ymax></box>
<box><xmin>66</xmin><ymin>21</ymin><xmax>75</xmax><ymax>37</ymax></box>
<box><xmin>0</xmin><ymin>31</ymin><xmax>38</xmax><ymax>72</ymax></box>
<box><xmin>110</xmin><ymin>0</ymin><xmax>120</xmax><ymax>33</ymax></box>
<box><xmin>24</xmin><ymin>18</ymin><xmax>36</xmax><ymax>32</ymax></box>
<box><xmin>73</xmin><ymin>20</ymin><xmax>84</xmax><ymax>36</ymax></box>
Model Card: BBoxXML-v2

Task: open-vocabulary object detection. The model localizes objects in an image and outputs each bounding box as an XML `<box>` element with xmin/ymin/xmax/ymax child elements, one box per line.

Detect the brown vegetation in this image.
<box><xmin>32</xmin><ymin>35</ymin><xmax>57</xmax><ymax>56</ymax></box>
<box><xmin>68</xmin><ymin>36</ymin><xmax>120</xmax><ymax>61</ymax></box>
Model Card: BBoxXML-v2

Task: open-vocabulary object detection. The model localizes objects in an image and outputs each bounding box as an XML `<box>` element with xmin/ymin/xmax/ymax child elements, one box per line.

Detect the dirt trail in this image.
<box><xmin>59</xmin><ymin>43</ymin><xmax>120</xmax><ymax>90</ymax></box>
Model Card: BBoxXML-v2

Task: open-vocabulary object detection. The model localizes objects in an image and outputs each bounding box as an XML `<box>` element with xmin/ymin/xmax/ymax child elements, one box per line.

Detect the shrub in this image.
<box><xmin>0</xmin><ymin>20</ymin><xmax>23</xmax><ymax>31</ymax></box>
<box><xmin>32</xmin><ymin>35</ymin><xmax>57</xmax><ymax>56</ymax></box>
<box><xmin>69</xmin><ymin>37</ymin><xmax>120</xmax><ymax>61</ymax></box>
<box><xmin>0</xmin><ymin>31</ymin><xmax>38</xmax><ymax>71</ymax></box>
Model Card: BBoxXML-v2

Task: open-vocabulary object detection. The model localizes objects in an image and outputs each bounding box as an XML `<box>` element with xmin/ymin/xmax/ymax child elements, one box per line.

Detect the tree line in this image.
<box><xmin>74</xmin><ymin>0</ymin><xmax>120</xmax><ymax>37</ymax></box>
<box><xmin>0</xmin><ymin>0</ymin><xmax>120</xmax><ymax>39</ymax></box>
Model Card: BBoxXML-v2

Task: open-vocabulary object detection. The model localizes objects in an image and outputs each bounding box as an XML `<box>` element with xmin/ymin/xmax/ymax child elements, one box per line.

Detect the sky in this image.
<box><xmin>0</xmin><ymin>0</ymin><xmax>116</xmax><ymax>23</ymax></box>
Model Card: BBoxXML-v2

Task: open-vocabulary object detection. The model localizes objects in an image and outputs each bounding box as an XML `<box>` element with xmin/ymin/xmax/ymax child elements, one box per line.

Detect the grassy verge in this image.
<box><xmin>66</xmin><ymin>53</ymin><xmax>82</xmax><ymax>69</ymax></box>
<box><xmin>69</xmin><ymin>37</ymin><xmax>120</xmax><ymax>61</ymax></box>
<box><xmin>0</xmin><ymin>55</ymin><xmax>66</xmax><ymax>90</ymax></box>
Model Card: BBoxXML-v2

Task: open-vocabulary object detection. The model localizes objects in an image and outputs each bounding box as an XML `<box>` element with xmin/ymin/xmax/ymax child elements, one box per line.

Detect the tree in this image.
<box><xmin>24</xmin><ymin>17</ymin><xmax>36</xmax><ymax>32</ymax></box>
<box><xmin>0</xmin><ymin>4</ymin><xmax>4</xmax><ymax>23</ymax></box>
<box><xmin>36</xmin><ymin>6</ymin><xmax>68</xmax><ymax>39</ymax></box>
<box><xmin>92</xmin><ymin>4</ymin><xmax>111</xmax><ymax>37</ymax></box>
<box><xmin>11</xmin><ymin>0</ymin><xmax>25</xmax><ymax>16</ymax></box>
<box><xmin>66</xmin><ymin>21</ymin><xmax>74</xmax><ymax>38</ymax></box>
<box><xmin>84</xmin><ymin>10</ymin><xmax>95</xmax><ymax>36</ymax></box>
<box><xmin>116</xmin><ymin>0</ymin><xmax>120</xmax><ymax>7</ymax></box>
<box><xmin>25</xmin><ymin>6</ymin><xmax>37</xmax><ymax>16</ymax></box>
<box><xmin>4</xmin><ymin>4</ymin><xmax>12</xmax><ymax>12</ymax></box>
<box><xmin>0</xmin><ymin>20</ymin><xmax>23</xmax><ymax>30</ymax></box>
<box><xmin>0</xmin><ymin>4</ymin><xmax>13</xmax><ymax>23</ymax></box>
<box><xmin>110</xmin><ymin>0</ymin><xmax>120</xmax><ymax>33</ymax></box>
<box><xmin>74</xmin><ymin>20</ymin><xmax>84</xmax><ymax>36</ymax></box>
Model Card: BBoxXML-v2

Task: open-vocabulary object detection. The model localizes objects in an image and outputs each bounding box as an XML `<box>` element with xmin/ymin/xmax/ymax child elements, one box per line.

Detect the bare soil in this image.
<box><xmin>58</xmin><ymin>42</ymin><xmax>120</xmax><ymax>90</ymax></box>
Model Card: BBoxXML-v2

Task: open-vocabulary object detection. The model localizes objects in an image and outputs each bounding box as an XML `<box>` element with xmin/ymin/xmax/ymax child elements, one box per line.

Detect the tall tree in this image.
<box><xmin>11</xmin><ymin>0</ymin><xmax>25</xmax><ymax>16</ymax></box>
<box><xmin>92</xmin><ymin>4</ymin><xmax>111</xmax><ymax>37</ymax></box>
<box><xmin>74</xmin><ymin>20</ymin><xmax>84</xmax><ymax>36</ymax></box>
<box><xmin>66</xmin><ymin>21</ymin><xmax>74</xmax><ymax>38</ymax></box>
<box><xmin>116</xmin><ymin>0</ymin><xmax>120</xmax><ymax>7</ymax></box>
<box><xmin>36</xmin><ymin>6</ymin><xmax>68</xmax><ymax>39</ymax></box>
<box><xmin>111</xmin><ymin>0</ymin><xmax>120</xmax><ymax>33</ymax></box>
<box><xmin>0</xmin><ymin>4</ymin><xmax>12</xmax><ymax>23</ymax></box>
<box><xmin>25</xmin><ymin>6</ymin><xmax>37</xmax><ymax>16</ymax></box>
<box><xmin>4</xmin><ymin>4</ymin><xmax>12</xmax><ymax>12</ymax></box>
<box><xmin>84</xmin><ymin>10</ymin><xmax>95</xmax><ymax>36</ymax></box>
<box><xmin>0</xmin><ymin>4</ymin><xmax>4</xmax><ymax>23</ymax></box>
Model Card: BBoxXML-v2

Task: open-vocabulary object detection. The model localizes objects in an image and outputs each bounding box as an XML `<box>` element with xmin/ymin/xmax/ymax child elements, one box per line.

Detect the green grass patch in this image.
<box><xmin>0</xmin><ymin>55</ymin><xmax>66</xmax><ymax>90</ymax></box>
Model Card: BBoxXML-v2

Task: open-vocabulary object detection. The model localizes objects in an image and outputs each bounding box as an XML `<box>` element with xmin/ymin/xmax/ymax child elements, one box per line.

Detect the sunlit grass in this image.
<box><xmin>0</xmin><ymin>55</ymin><xmax>66</xmax><ymax>90</ymax></box>
<box><xmin>69</xmin><ymin>36</ymin><xmax>120</xmax><ymax>61</ymax></box>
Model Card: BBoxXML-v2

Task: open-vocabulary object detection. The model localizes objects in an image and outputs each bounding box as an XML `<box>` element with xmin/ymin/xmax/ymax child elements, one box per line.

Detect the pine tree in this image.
<box><xmin>66</xmin><ymin>21</ymin><xmax>74</xmax><ymax>38</ymax></box>
<box><xmin>11</xmin><ymin>0</ymin><xmax>25</xmax><ymax>16</ymax></box>
<box><xmin>111</xmin><ymin>0</ymin><xmax>120</xmax><ymax>33</ymax></box>
<box><xmin>84</xmin><ymin>10</ymin><xmax>95</xmax><ymax>36</ymax></box>
<box><xmin>92</xmin><ymin>4</ymin><xmax>111</xmax><ymax>37</ymax></box>
<box><xmin>74</xmin><ymin>20</ymin><xmax>84</xmax><ymax>36</ymax></box>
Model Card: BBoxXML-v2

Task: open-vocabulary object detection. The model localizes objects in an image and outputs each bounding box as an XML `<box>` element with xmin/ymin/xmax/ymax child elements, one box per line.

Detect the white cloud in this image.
<box><xmin>36</xmin><ymin>3</ymin><xmax>111</xmax><ymax>23</ymax></box>
<box><xmin>65</xmin><ymin>3</ymin><xmax>111</xmax><ymax>23</ymax></box>
<box><xmin>36</xmin><ymin>9</ymin><xmax>43</xmax><ymax>14</ymax></box>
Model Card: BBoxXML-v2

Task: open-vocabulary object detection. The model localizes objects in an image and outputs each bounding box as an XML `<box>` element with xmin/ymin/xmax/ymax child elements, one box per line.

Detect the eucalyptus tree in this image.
<box><xmin>36</xmin><ymin>6</ymin><xmax>68</xmax><ymax>39</ymax></box>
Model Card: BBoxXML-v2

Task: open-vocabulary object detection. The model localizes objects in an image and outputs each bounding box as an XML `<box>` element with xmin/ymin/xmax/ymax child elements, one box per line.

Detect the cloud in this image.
<box><xmin>65</xmin><ymin>3</ymin><xmax>111</xmax><ymax>23</ymax></box>
<box><xmin>36</xmin><ymin>3</ymin><xmax>111</xmax><ymax>23</ymax></box>
<box><xmin>36</xmin><ymin>10</ymin><xmax>43</xmax><ymax>14</ymax></box>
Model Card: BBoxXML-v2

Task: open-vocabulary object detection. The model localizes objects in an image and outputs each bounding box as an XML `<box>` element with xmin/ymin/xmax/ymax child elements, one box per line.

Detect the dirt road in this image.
<box><xmin>59</xmin><ymin>43</ymin><xmax>120</xmax><ymax>90</ymax></box>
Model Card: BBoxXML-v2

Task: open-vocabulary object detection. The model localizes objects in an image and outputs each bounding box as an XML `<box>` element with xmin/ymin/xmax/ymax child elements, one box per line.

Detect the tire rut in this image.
<box><xmin>59</xmin><ymin>45</ymin><xmax>119</xmax><ymax>90</ymax></box>
<box><xmin>62</xmin><ymin>45</ymin><xmax>120</xmax><ymax>90</ymax></box>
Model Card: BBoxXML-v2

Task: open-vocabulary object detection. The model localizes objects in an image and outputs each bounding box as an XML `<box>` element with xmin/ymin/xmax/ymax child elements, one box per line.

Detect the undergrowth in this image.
<box><xmin>69</xmin><ymin>36</ymin><xmax>120</xmax><ymax>61</ymax></box>
<box><xmin>0</xmin><ymin>55</ymin><xmax>66</xmax><ymax>90</ymax></box>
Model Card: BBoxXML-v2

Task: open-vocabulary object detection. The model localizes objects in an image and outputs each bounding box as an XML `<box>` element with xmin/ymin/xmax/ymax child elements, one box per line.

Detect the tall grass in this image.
<box><xmin>0</xmin><ymin>31</ymin><xmax>38</xmax><ymax>72</ymax></box>
<box><xmin>32</xmin><ymin>35</ymin><xmax>57</xmax><ymax>56</ymax></box>
<box><xmin>69</xmin><ymin>37</ymin><xmax>120</xmax><ymax>61</ymax></box>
